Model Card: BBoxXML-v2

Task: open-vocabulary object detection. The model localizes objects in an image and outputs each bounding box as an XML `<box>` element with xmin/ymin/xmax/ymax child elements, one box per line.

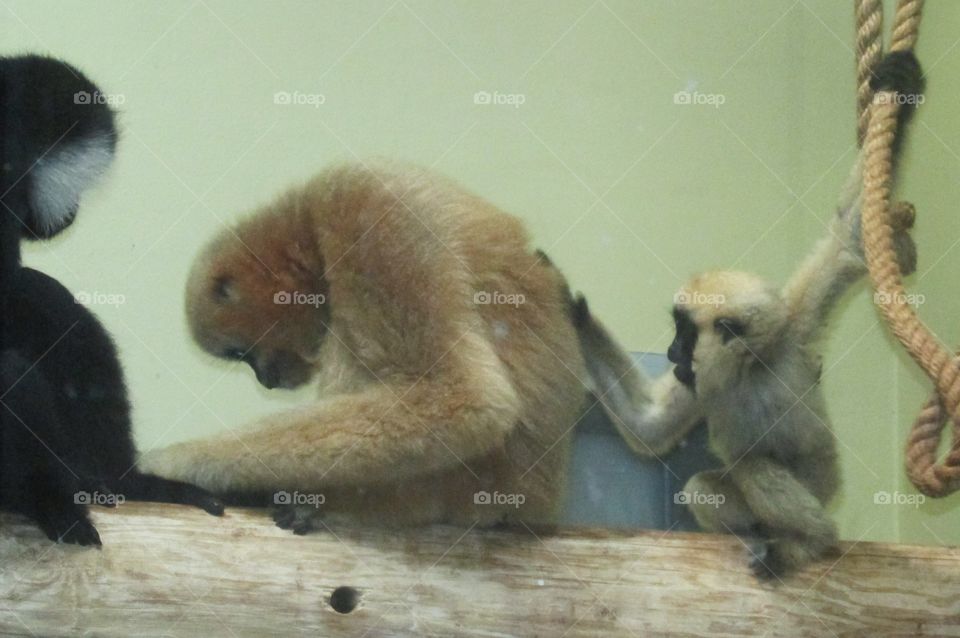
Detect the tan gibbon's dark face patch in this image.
<box><xmin>185</xmin><ymin>235</ymin><xmax>329</xmax><ymax>390</ymax></box>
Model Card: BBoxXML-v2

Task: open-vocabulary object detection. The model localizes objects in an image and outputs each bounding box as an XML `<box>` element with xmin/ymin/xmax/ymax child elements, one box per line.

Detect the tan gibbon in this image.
<box><xmin>140</xmin><ymin>161</ymin><xmax>587</xmax><ymax>531</ymax></box>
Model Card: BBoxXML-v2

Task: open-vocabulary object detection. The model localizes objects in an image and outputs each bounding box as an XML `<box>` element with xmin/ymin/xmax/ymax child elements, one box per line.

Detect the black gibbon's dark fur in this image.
<box><xmin>0</xmin><ymin>55</ymin><xmax>222</xmax><ymax>546</ymax></box>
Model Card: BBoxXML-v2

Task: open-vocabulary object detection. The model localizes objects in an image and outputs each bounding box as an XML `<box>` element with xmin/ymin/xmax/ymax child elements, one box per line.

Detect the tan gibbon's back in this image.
<box><xmin>144</xmin><ymin>161</ymin><xmax>587</xmax><ymax>529</ymax></box>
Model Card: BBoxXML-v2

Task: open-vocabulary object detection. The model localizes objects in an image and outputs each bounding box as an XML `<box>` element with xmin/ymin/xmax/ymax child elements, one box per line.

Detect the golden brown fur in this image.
<box><xmin>140</xmin><ymin>161</ymin><xmax>586</xmax><ymax>529</ymax></box>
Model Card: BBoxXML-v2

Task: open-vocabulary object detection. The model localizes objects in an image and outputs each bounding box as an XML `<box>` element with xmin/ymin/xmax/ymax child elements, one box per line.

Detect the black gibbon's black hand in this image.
<box><xmin>39</xmin><ymin>506</ymin><xmax>103</xmax><ymax>547</ymax></box>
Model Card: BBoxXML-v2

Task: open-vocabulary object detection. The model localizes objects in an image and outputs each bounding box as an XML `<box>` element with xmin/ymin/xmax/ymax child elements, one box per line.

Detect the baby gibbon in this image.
<box><xmin>571</xmin><ymin>49</ymin><xmax>922</xmax><ymax>579</ymax></box>
<box><xmin>574</xmin><ymin>198</ymin><xmax>917</xmax><ymax>578</ymax></box>
<box><xmin>141</xmin><ymin>162</ymin><xmax>587</xmax><ymax>531</ymax></box>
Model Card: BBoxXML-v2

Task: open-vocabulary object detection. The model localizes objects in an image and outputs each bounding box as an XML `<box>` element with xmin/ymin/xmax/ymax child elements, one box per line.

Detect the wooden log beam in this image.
<box><xmin>0</xmin><ymin>503</ymin><xmax>958</xmax><ymax>637</ymax></box>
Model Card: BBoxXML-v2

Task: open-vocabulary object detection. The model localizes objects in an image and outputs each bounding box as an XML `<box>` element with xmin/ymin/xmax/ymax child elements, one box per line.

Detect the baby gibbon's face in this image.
<box><xmin>671</xmin><ymin>271</ymin><xmax>787</xmax><ymax>392</ymax></box>
<box><xmin>185</xmin><ymin>232</ymin><xmax>329</xmax><ymax>390</ymax></box>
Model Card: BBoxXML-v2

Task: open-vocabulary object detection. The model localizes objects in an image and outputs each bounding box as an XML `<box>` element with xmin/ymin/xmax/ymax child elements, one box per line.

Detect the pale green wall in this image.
<box><xmin>4</xmin><ymin>0</ymin><xmax>959</xmax><ymax>545</ymax></box>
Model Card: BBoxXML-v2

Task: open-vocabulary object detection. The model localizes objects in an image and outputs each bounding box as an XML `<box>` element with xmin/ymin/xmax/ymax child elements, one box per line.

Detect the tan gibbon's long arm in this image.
<box><xmin>141</xmin><ymin>335</ymin><xmax>521</xmax><ymax>494</ymax></box>
<box><xmin>572</xmin><ymin>296</ymin><xmax>702</xmax><ymax>458</ymax></box>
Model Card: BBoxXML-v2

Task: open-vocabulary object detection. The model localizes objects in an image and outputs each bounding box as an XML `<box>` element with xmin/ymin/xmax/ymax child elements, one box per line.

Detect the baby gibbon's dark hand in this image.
<box><xmin>889</xmin><ymin>201</ymin><xmax>917</xmax><ymax>276</ymax></box>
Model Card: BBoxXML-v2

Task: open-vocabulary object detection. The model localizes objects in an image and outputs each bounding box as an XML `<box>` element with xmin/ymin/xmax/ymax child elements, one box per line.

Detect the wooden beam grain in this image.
<box><xmin>0</xmin><ymin>503</ymin><xmax>957</xmax><ymax>637</ymax></box>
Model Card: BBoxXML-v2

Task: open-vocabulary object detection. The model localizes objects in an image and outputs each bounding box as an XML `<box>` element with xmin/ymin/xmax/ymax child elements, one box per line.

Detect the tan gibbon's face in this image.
<box><xmin>185</xmin><ymin>224</ymin><xmax>329</xmax><ymax>390</ymax></box>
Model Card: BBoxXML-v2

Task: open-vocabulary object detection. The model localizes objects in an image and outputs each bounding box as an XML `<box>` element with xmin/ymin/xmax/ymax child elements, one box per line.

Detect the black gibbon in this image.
<box><xmin>0</xmin><ymin>55</ymin><xmax>222</xmax><ymax>545</ymax></box>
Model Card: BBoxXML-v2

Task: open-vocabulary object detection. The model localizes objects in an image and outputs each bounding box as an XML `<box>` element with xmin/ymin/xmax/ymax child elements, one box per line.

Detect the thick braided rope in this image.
<box><xmin>861</xmin><ymin>95</ymin><xmax>960</xmax><ymax>495</ymax></box>
<box><xmin>891</xmin><ymin>0</ymin><xmax>924</xmax><ymax>52</ymax></box>
<box><xmin>859</xmin><ymin>0</ymin><xmax>960</xmax><ymax>496</ymax></box>
<box><xmin>906</xmin><ymin>395</ymin><xmax>960</xmax><ymax>495</ymax></box>
<box><xmin>856</xmin><ymin>0</ymin><xmax>883</xmax><ymax>146</ymax></box>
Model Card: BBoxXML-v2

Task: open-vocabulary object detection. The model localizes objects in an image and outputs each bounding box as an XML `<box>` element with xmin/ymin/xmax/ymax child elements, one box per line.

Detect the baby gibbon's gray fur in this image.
<box><xmin>574</xmin><ymin>49</ymin><xmax>923</xmax><ymax>578</ymax></box>
<box><xmin>573</xmin><ymin>165</ymin><xmax>918</xmax><ymax>578</ymax></box>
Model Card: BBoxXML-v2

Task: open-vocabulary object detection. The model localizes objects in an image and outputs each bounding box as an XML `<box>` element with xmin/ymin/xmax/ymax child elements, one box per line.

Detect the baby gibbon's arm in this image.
<box><xmin>573</xmin><ymin>297</ymin><xmax>702</xmax><ymax>458</ymax></box>
<box><xmin>779</xmin><ymin>212</ymin><xmax>867</xmax><ymax>345</ymax></box>
<box><xmin>596</xmin><ymin>353</ymin><xmax>702</xmax><ymax>459</ymax></box>
<box><xmin>783</xmin><ymin>46</ymin><xmax>924</xmax><ymax>345</ymax></box>
<box><xmin>781</xmin><ymin>160</ymin><xmax>916</xmax><ymax>345</ymax></box>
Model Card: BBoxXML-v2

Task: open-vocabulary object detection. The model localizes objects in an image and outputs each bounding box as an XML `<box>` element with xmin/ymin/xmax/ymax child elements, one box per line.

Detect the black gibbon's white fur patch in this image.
<box><xmin>29</xmin><ymin>135</ymin><xmax>115</xmax><ymax>236</ymax></box>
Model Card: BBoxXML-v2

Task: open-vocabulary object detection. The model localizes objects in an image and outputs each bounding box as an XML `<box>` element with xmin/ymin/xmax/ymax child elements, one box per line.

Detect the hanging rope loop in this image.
<box><xmin>857</xmin><ymin>0</ymin><xmax>960</xmax><ymax>496</ymax></box>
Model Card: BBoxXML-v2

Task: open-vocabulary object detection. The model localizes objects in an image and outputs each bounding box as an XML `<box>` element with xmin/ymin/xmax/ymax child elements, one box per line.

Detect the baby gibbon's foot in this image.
<box><xmin>38</xmin><ymin>505</ymin><xmax>102</xmax><ymax>547</ymax></box>
<box><xmin>272</xmin><ymin>504</ymin><xmax>320</xmax><ymax>535</ymax></box>
<box><xmin>747</xmin><ymin>539</ymin><xmax>785</xmax><ymax>581</ymax></box>
<box><xmin>747</xmin><ymin>534</ymin><xmax>837</xmax><ymax>581</ymax></box>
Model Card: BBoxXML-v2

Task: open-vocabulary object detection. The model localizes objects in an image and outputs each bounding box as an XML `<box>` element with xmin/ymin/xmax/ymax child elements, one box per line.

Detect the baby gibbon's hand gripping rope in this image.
<box><xmin>858</xmin><ymin>0</ymin><xmax>960</xmax><ymax>497</ymax></box>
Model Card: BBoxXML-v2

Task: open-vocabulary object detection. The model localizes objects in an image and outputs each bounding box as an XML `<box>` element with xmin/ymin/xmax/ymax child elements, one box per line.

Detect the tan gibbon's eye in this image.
<box><xmin>223</xmin><ymin>347</ymin><xmax>247</xmax><ymax>361</ymax></box>
<box><xmin>213</xmin><ymin>276</ymin><xmax>234</xmax><ymax>302</ymax></box>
